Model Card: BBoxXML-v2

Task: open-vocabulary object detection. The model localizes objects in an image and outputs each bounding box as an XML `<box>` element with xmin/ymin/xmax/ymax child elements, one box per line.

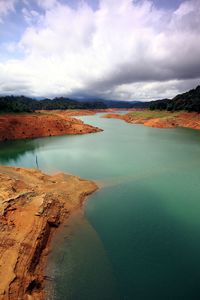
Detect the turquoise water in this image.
<box><xmin>1</xmin><ymin>114</ymin><xmax>200</xmax><ymax>299</ymax></box>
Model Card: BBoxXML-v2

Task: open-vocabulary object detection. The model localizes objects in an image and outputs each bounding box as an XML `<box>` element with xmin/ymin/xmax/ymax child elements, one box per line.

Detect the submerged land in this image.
<box><xmin>0</xmin><ymin>166</ymin><xmax>97</xmax><ymax>299</ymax></box>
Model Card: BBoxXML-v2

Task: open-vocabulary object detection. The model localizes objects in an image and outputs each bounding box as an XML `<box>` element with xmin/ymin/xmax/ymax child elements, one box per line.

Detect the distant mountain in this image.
<box><xmin>74</xmin><ymin>97</ymin><xmax>140</xmax><ymax>108</ymax></box>
<box><xmin>129</xmin><ymin>101</ymin><xmax>152</xmax><ymax>109</ymax></box>
<box><xmin>1</xmin><ymin>85</ymin><xmax>199</xmax><ymax>113</ymax></box>
<box><xmin>100</xmin><ymin>100</ymin><xmax>139</xmax><ymax>108</ymax></box>
<box><xmin>0</xmin><ymin>96</ymin><xmax>106</xmax><ymax>112</ymax></box>
<box><xmin>0</xmin><ymin>95</ymin><xmax>138</xmax><ymax>113</ymax></box>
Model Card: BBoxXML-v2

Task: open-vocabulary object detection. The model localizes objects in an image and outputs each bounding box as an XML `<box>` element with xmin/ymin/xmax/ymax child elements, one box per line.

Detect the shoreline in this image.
<box><xmin>102</xmin><ymin>111</ymin><xmax>200</xmax><ymax>131</ymax></box>
<box><xmin>0</xmin><ymin>166</ymin><xmax>98</xmax><ymax>299</ymax></box>
<box><xmin>0</xmin><ymin>108</ymin><xmax>136</xmax><ymax>142</ymax></box>
<box><xmin>1</xmin><ymin>108</ymin><xmax>200</xmax><ymax>143</ymax></box>
<box><xmin>0</xmin><ymin>110</ymin><xmax>103</xmax><ymax>142</ymax></box>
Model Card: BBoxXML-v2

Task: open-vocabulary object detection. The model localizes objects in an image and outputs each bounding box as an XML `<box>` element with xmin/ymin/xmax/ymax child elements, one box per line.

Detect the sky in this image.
<box><xmin>0</xmin><ymin>0</ymin><xmax>200</xmax><ymax>101</ymax></box>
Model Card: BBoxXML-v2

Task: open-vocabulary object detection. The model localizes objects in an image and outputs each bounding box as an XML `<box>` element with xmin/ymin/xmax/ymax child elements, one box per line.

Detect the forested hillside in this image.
<box><xmin>1</xmin><ymin>85</ymin><xmax>200</xmax><ymax>113</ymax></box>
<box><xmin>120</xmin><ymin>86</ymin><xmax>200</xmax><ymax>112</ymax></box>
<box><xmin>0</xmin><ymin>96</ymin><xmax>107</xmax><ymax>112</ymax></box>
<box><xmin>0</xmin><ymin>95</ymin><xmax>139</xmax><ymax>112</ymax></box>
<box><xmin>149</xmin><ymin>86</ymin><xmax>200</xmax><ymax>112</ymax></box>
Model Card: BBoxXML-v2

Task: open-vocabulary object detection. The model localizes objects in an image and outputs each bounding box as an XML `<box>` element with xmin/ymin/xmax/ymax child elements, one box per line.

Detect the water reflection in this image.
<box><xmin>0</xmin><ymin>138</ymin><xmax>39</xmax><ymax>164</ymax></box>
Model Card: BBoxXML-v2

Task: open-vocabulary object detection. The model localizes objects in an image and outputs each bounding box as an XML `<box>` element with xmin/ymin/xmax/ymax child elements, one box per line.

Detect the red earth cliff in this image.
<box><xmin>0</xmin><ymin>166</ymin><xmax>98</xmax><ymax>300</ymax></box>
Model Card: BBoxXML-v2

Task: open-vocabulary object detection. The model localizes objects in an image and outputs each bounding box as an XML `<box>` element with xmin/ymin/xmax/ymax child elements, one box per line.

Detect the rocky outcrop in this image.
<box><xmin>0</xmin><ymin>166</ymin><xmax>98</xmax><ymax>299</ymax></box>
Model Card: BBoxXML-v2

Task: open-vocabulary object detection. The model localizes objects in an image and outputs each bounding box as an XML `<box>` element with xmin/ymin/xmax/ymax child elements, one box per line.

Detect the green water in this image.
<box><xmin>1</xmin><ymin>114</ymin><xmax>200</xmax><ymax>299</ymax></box>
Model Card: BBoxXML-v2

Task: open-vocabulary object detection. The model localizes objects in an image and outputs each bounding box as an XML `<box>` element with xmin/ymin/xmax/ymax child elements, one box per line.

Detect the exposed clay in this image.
<box><xmin>0</xmin><ymin>112</ymin><xmax>102</xmax><ymax>141</ymax></box>
<box><xmin>0</xmin><ymin>166</ymin><xmax>98</xmax><ymax>299</ymax></box>
<box><xmin>102</xmin><ymin>111</ymin><xmax>200</xmax><ymax>130</ymax></box>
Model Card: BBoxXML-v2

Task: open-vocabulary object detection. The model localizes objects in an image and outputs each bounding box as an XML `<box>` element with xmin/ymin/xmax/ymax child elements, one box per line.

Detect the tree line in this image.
<box><xmin>120</xmin><ymin>85</ymin><xmax>200</xmax><ymax>113</ymax></box>
<box><xmin>0</xmin><ymin>85</ymin><xmax>200</xmax><ymax>113</ymax></box>
<box><xmin>0</xmin><ymin>96</ymin><xmax>107</xmax><ymax>112</ymax></box>
<box><xmin>149</xmin><ymin>86</ymin><xmax>200</xmax><ymax>112</ymax></box>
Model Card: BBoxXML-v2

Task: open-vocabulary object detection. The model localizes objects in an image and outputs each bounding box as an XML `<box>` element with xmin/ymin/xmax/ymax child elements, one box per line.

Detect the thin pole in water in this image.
<box><xmin>36</xmin><ymin>155</ymin><xmax>39</xmax><ymax>169</ymax></box>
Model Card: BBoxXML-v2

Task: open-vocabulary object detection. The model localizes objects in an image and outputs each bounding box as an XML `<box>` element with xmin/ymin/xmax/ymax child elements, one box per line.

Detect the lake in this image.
<box><xmin>1</xmin><ymin>114</ymin><xmax>200</xmax><ymax>300</ymax></box>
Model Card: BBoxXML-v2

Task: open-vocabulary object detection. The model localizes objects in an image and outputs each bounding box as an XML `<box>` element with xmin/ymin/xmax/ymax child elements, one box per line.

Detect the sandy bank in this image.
<box><xmin>102</xmin><ymin>111</ymin><xmax>200</xmax><ymax>130</ymax></box>
<box><xmin>0</xmin><ymin>166</ymin><xmax>98</xmax><ymax>299</ymax></box>
<box><xmin>0</xmin><ymin>112</ymin><xmax>102</xmax><ymax>141</ymax></box>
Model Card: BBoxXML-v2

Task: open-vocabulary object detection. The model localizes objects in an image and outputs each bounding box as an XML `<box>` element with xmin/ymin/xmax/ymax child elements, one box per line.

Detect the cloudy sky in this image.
<box><xmin>0</xmin><ymin>0</ymin><xmax>200</xmax><ymax>101</ymax></box>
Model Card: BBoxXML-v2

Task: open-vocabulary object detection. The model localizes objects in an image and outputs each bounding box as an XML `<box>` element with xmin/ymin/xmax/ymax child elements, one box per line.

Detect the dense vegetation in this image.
<box><xmin>0</xmin><ymin>85</ymin><xmax>200</xmax><ymax>113</ymax></box>
<box><xmin>123</xmin><ymin>86</ymin><xmax>200</xmax><ymax>112</ymax></box>
<box><xmin>0</xmin><ymin>96</ymin><xmax>138</xmax><ymax>113</ymax></box>
<box><xmin>0</xmin><ymin>96</ymin><xmax>107</xmax><ymax>112</ymax></box>
<box><xmin>149</xmin><ymin>86</ymin><xmax>200</xmax><ymax>112</ymax></box>
<box><xmin>0</xmin><ymin>96</ymin><xmax>33</xmax><ymax>112</ymax></box>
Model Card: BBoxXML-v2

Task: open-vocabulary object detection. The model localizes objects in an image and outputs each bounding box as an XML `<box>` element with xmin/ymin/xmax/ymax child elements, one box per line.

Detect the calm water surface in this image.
<box><xmin>1</xmin><ymin>114</ymin><xmax>200</xmax><ymax>299</ymax></box>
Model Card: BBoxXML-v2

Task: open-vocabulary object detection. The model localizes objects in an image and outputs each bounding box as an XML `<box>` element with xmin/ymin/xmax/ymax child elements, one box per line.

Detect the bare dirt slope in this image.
<box><xmin>0</xmin><ymin>166</ymin><xmax>98</xmax><ymax>300</ymax></box>
<box><xmin>102</xmin><ymin>111</ymin><xmax>200</xmax><ymax>130</ymax></box>
<box><xmin>0</xmin><ymin>112</ymin><xmax>102</xmax><ymax>141</ymax></box>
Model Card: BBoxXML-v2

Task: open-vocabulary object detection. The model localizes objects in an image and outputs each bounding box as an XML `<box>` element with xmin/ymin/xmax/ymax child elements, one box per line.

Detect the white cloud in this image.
<box><xmin>37</xmin><ymin>0</ymin><xmax>57</xmax><ymax>9</ymax></box>
<box><xmin>0</xmin><ymin>0</ymin><xmax>200</xmax><ymax>100</ymax></box>
<box><xmin>113</xmin><ymin>78</ymin><xmax>200</xmax><ymax>101</ymax></box>
<box><xmin>0</xmin><ymin>0</ymin><xmax>16</xmax><ymax>22</ymax></box>
<box><xmin>174</xmin><ymin>1</ymin><xmax>194</xmax><ymax>17</ymax></box>
<box><xmin>22</xmin><ymin>7</ymin><xmax>41</xmax><ymax>25</ymax></box>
